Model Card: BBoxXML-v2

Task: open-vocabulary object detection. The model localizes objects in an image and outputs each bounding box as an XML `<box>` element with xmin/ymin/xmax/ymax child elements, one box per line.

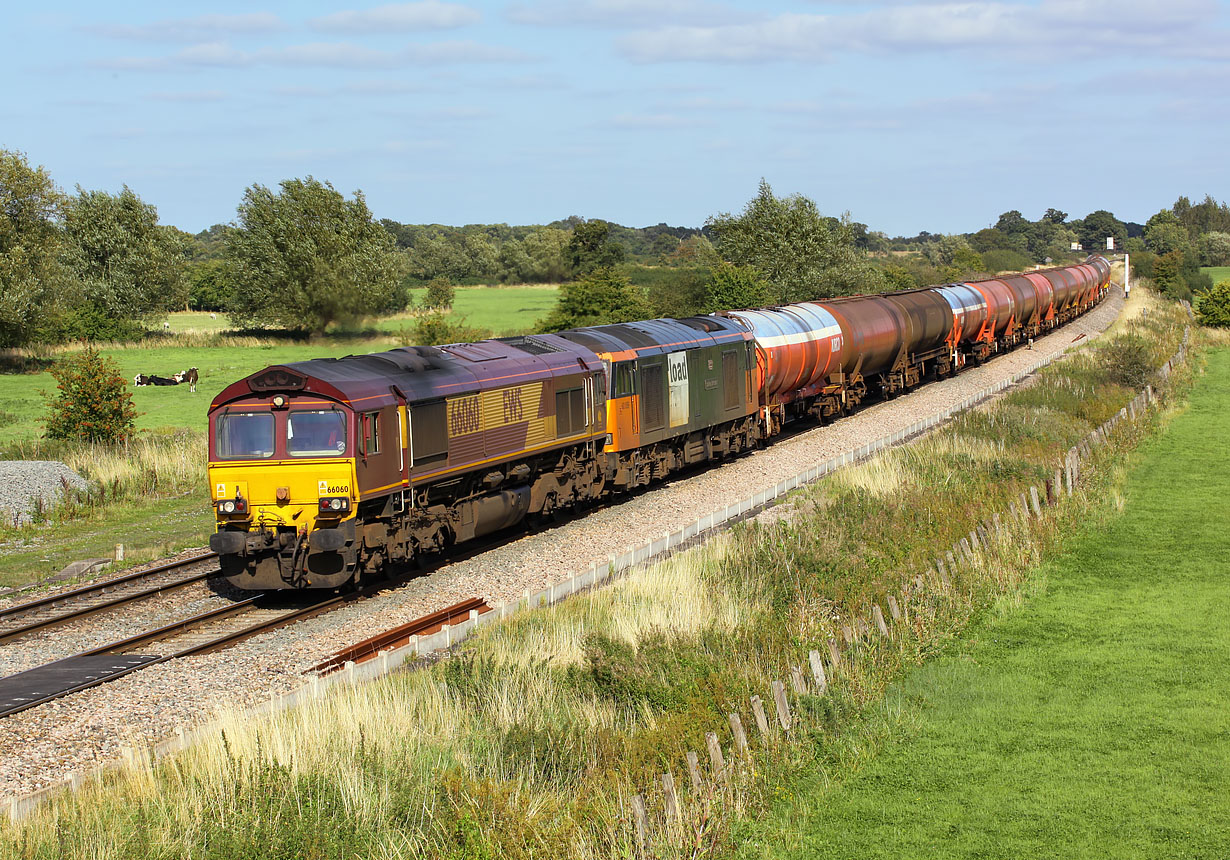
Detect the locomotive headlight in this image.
<box><xmin>330</xmin><ymin>498</ymin><xmax>342</xmax><ymax>511</ymax></box>
<box><xmin>272</xmin><ymin>395</ymin><xmax>286</xmax><ymax>408</ymax></box>
<box><xmin>318</xmin><ymin>496</ymin><xmax>350</xmax><ymax>513</ymax></box>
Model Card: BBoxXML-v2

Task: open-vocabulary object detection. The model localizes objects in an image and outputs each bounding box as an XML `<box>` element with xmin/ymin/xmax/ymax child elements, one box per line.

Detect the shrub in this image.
<box><xmin>43</xmin><ymin>345</ymin><xmax>136</xmax><ymax>442</ymax></box>
<box><xmin>406</xmin><ymin>312</ymin><xmax>490</xmax><ymax>346</ymax></box>
<box><xmin>1099</xmin><ymin>333</ymin><xmax>1155</xmax><ymax>389</ymax></box>
<box><xmin>1196</xmin><ymin>280</ymin><xmax>1230</xmax><ymax>328</ymax></box>
<box><xmin>422</xmin><ymin>276</ymin><xmax>455</xmax><ymax>310</ymax></box>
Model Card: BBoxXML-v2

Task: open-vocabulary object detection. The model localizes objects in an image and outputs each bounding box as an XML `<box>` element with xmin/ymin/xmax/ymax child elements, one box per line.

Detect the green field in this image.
<box><xmin>1201</xmin><ymin>266</ymin><xmax>1230</xmax><ymax>286</ymax></box>
<box><xmin>736</xmin><ymin>349</ymin><xmax>1230</xmax><ymax>859</ymax></box>
<box><xmin>0</xmin><ymin>285</ymin><xmax>559</xmax><ymax>448</ymax></box>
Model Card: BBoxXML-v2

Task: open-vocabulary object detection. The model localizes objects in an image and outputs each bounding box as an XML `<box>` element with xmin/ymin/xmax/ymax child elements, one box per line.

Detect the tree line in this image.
<box><xmin>2</xmin><ymin>146</ymin><xmax>1221</xmax><ymax>347</ymax></box>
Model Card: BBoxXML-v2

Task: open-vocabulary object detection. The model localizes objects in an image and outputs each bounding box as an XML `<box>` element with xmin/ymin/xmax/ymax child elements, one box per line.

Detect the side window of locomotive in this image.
<box><xmin>288</xmin><ymin>409</ymin><xmax>348</xmax><ymax>457</ymax></box>
<box><xmin>411</xmin><ymin>400</ymin><xmax>448</xmax><ymax>466</ymax></box>
<box><xmin>555</xmin><ymin>388</ymin><xmax>586</xmax><ymax>437</ymax></box>
<box><xmin>722</xmin><ymin>350</ymin><xmax>739</xmax><ymax>410</ymax></box>
<box><xmin>613</xmin><ymin>362</ymin><xmax>635</xmax><ymax>398</ymax></box>
<box><xmin>641</xmin><ymin>363</ymin><xmax>665</xmax><ymax>430</ymax></box>
<box><xmin>216</xmin><ymin>412</ymin><xmax>274</xmax><ymax>459</ymax></box>
<box><xmin>363</xmin><ymin>412</ymin><xmax>381</xmax><ymax>455</ymax></box>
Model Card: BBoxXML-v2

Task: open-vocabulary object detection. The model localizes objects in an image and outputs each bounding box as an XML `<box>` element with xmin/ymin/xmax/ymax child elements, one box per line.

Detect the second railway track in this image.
<box><xmin>0</xmin><ymin>552</ymin><xmax>220</xmax><ymax>645</ymax></box>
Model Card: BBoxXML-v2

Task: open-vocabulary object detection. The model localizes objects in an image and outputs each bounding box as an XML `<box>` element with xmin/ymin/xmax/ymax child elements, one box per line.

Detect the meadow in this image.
<box><xmin>0</xmin><ymin>294</ymin><xmax>1195</xmax><ymax>858</ymax></box>
<box><xmin>1200</xmin><ymin>265</ymin><xmax>1230</xmax><ymax>285</ymax></box>
<box><xmin>735</xmin><ymin>346</ymin><xmax>1229</xmax><ymax>859</ymax></box>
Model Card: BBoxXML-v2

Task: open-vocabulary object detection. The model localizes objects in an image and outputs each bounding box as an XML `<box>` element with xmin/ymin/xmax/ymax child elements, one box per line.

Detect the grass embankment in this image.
<box><xmin>0</xmin><ymin>296</ymin><xmax>1191</xmax><ymax>858</ymax></box>
<box><xmin>736</xmin><ymin>346</ymin><xmax>1230</xmax><ymax>859</ymax></box>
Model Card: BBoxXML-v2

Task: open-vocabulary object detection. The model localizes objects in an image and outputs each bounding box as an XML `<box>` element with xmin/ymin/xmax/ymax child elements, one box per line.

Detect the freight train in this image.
<box><xmin>207</xmin><ymin>257</ymin><xmax>1112</xmax><ymax>590</ymax></box>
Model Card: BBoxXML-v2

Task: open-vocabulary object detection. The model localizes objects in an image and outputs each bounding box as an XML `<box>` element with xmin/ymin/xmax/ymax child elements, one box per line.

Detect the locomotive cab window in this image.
<box><xmin>216</xmin><ymin>412</ymin><xmax>274</xmax><ymax>459</ymax></box>
<box><xmin>613</xmin><ymin>362</ymin><xmax>635</xmax><ymax>398</ymax></box>
<box><xmin>287</xmin><ymin>409</ymin><xmax>347</xmax><ymax>457</ymax></box>
<box><xmin>362</xmin><ymin>411</ymin><xmax>380</xmax><ymax>455</ymax></box>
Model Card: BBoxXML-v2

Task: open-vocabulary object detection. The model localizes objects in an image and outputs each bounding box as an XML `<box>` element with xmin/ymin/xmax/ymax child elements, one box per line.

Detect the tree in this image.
<box><xmin>1042</xmin><ymin>208</ymin><xmax>1068</xmax><ymax>224</ymax></box>
<box><xmin>1075</xmin><ymin>210</ymin><xmax>1126</xmax><ymax>253</ymax></box>
<box><xmin>705</xmin><ymin>263</ymin><xmax>774</xmax><ymax>312</ymax></box>
<box><xmin>1196</xmin><ymin>280</ymin><xmax>1230</xmax><ymax>327</ymax></box>
<box><xmin>225</xmin><ymin>177</ymin><xmax>404</xmax><ymax>333</ymax></box>
<box><xmin>1199</xmin><ymin>231</ymin><xmax>1230</xmax><ymax>267</ymax></box>
<box><xmin>1144</xmin><ymin>210</ymin><xmax>1190</xmax><ymax>256</ymax></box>
<box><xmin>187</xmin><ymin>260</ymin><xmax>234</xmax><ymax>312</ymax></box>
<box><xmin>1152</xmin><ymin>250</ymin><xmax>1186</xmax><ymax>299</ymax></box>
<box><xmin>706</xmin><ymin>180</ymin><xmax>885</xmax><ymax>302</ymax></box>
<box><xmin>43</xmin><ymin>345</ymin><xmax>136</xmax><ymax>443</ymax></box>
<box><xmin>0</xmin><ymin>149</ymin><xmax>72</xmax><ymax>347</ymax></box>
<box><xmin>423</xmin><ymin>276</ymin><xmax>455</xmax><ymax>310</ymax></box>
<box><xmin>62</xmin><ymin>186</ymin><xmax>188</xmax><ymax>338</ymax></box>
<box><xmin>566</xmin><ymin>219</ymin><xmax>625</xmax><ymax>276</ymax></box>
<box><xmin>994</xmin><ymin>210</ymin><xmax>1030</xmax><ymax>235</ymax></box>
<box><xmin>537</xmin><ymin>267</ymin><xmax>653</xmax><ymax>332</ymax></box>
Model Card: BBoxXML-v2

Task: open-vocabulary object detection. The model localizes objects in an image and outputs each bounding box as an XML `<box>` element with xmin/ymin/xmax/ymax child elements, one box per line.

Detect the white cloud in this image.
<box><xmin>309</xmin><ymin>2</ymin><xmax>481</xmax><ymax>33</ymax></box>
<box><xmin>95</xmin><ymin>39</ymin><xmax>530</xmax><ymax>71</ymax></box>
<box><xmin>507</xmin><ymin>0</ymin><xmax>748</xmax><ymax>28</ymax></box>
<box><xmin>90</xmin><ymin>13</ymin><xmax>284</xmax><ymax>42</ymax></box>
<box><xmin>617</xmin><ymin>0</ymin><xmax>1227</xmax><ymax>62</ymax></box>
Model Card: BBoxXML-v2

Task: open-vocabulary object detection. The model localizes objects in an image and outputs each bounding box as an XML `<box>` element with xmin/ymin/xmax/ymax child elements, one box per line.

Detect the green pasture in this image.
<box><xmin>737</xmin><ymin>349</ymin><xmax>1230</xmax><ymax>859</ymax></box>
<box><xmin>1201</xmin><ymin>266</ymin><xmax>1230</xmax><ymax>286</ymax></box>
<box><xmin>399</xmin><ymin>283</ymin><xmax>559</xmax><ymax>335</ymax></box>
<box><xmin>0</xmin><ymin>284</ymin><xmax>558</xmax><ymax>447</ymax></box>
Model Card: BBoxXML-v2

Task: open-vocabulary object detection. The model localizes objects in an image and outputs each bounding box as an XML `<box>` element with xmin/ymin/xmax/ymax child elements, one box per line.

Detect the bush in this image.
<box><xmin>980</xmin><ymin>248</ymin><xmax>1034</xmax><ymax>274</ymax></box>
<box><xmin>43</xmin><ymin>345</ymin><xmax>136</xmax><ymax>442</ymax></box>
<box><xmin>422</xmin><ymin>276</ymin><xmax>455</xmax><ymax>310</ymax></box>
<box><xmin>1099</xmin><ymin>333</ymin><xmax>1155</xmax><ymax>389</ymax></box>
<box><xmin>406</xmin><ymin>312</ymin><xmax>490</xmax><ymax>346</ymax></box>
<box><xmin>1196</xmin><ymin>280</ymin><xmax>1230</xmax><ymax>327</ymax></box>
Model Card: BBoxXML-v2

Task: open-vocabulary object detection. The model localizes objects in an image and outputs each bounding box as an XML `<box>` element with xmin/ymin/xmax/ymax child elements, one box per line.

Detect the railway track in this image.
<box><xmin>0</xmin><ymin>552</ymin><xmax>220</xmax><ymax>645</ymax></box>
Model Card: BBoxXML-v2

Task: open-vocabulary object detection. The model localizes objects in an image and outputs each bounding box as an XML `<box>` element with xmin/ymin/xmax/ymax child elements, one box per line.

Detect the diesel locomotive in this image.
<box><xmin>207</xmin><ymin>257</ymin><xmax>1111</xmax><ymax>590</ymax></box>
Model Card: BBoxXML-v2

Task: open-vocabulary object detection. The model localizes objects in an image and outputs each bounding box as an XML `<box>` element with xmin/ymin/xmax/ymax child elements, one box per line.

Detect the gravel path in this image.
<box><xmin>0</xmin><ymin>290</ymin><xmax>1124</xmax><ymax>800</ymax></box>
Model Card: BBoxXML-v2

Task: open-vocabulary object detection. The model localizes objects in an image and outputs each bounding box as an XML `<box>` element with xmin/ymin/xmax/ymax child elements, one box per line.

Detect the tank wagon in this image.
<box><xmin>208</xmin><ymin>257</ymin><xmax>1111</xmax><ymax>590</ymax></box>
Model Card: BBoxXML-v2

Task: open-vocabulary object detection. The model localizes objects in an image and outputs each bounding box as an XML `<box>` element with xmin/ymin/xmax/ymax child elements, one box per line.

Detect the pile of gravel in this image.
<box><xmin>0</xmin><ymin>461</ymin><xmax>89</xmax><ymax>527</ymax></box>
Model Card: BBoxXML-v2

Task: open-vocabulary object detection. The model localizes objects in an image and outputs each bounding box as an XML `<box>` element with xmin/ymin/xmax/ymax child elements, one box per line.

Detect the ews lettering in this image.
<box><xmin>502</xmin><ymin>388</ymin><xmax>524</xmax><ymax>423</ymax></box>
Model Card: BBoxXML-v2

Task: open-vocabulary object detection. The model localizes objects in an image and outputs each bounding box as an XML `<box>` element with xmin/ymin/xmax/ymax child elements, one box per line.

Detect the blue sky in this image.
<box><xmin>5</xmin><ymin>1</ymin><xmax>1228</xmax><ymax>236</ymax></box>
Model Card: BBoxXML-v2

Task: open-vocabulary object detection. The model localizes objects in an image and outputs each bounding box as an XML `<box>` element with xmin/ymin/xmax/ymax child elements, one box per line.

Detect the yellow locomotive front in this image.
<box><xmin>208</xmin><ymin>368</ymin><xmax>365</xmax><ymax>590</ymax></box>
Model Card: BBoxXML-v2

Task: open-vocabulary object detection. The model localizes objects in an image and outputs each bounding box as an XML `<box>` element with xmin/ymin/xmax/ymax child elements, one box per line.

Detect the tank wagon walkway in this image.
<box><xmin>742</xmin><ymin>348</ymin><xmax>1230</xmax><ymax>859</ymax></box>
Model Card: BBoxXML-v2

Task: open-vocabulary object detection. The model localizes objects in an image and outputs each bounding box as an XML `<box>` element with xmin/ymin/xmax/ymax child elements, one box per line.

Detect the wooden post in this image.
<box><xmin>946</xmin><ymin>550</ymin><xmax>957</xmax><ymax>571</ymax></box>
<box><xmin>729</xmin><ymin>713</ymin><xmax>749</xmax><ymax>753</ymax></box>
<box><xmin>789</xmin><ymin>665</ymin><xmax>807</xmax><ymax>695</ymax></box>
<box><xmin>114</xmin><ymin>543</ymin><xmax>124</xmax><ymax>562</ymax></box>
<box><xmin>771</xmin><ymin>680</ymin><xmax>792</xmax><ymax>732</ymax></box>
<box><xmin>750</xmin><ymin>695</ymin><xmax>771</xmax><ymax>738</ymax></box>
<box><xmin>1009</xmin><ymin>500</ymin><xmax>1019</xmax><ymax>522</ymax></box>
<box><xmin>1045</xmin><ymin>478</ymin><xmax>1054</xmax><ymax>506</ymax></box>
<box><xmin>935</xmin><ymin>558</ymin><xmax>947</xmax><ymax>581</ymax></box>
<box><xmin>631</xmin><ymin>794</ymin><xmax>648</xmax><ymax>852</ymax></box>
<box><xmin>706</xmin><ymin>731</ymin><xmax>726</xmax><ymax>779</ymax></box>
<box><xmin>826</xmin><ymin>637</ymin><xmax>842</xmax><ymax>667</ymax></box>
<box><xmin>873</xmin><ymin>604</ymin><xmax>889</xmax><ymax>637</ymax></box>
<box><xmin>1030</xmin><ymin>486</ymin><xmax>1042</xmax><ymax>516</ymax></box>
<box><xmin>959</xmin><ymin>537</ymin><xmax>972</xmax><ymax>560</ymax></box>
<box><xmin>808</xmin><ymin>650</ymin><xmax>828</xmax><ymax>693</ymax></box>
<box><xmin>1019</xmin><ymin>492</ymin><xmax>1031</xmax><ymax>519</ymax></box>
<box><xmin>686</xmin><ymin>751</ymin><xmax>703</xmax><ymax>793</ymax></box>
<box><xmin>886</xmin><ymin>595</ymin><xmax>901</xmax><ymax>621</ymax></box>
<box><xmin>662</xmin><ymin>772</ymin><xmax>680</xmax><ymax>822</ymax></box>
<box><xmin>993</xmin><ymin>512</ymin><xmax>1002</xmax><ymax>534</ymax></box>
<box><xmin>841</xmin><ymin>624</ymin><xmax>854</xmax><ymax>645</ymax></box>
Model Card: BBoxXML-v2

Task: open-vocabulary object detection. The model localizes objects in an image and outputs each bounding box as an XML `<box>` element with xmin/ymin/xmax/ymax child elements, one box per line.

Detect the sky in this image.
<box><xmin>4</xmin><ymin>0</ymin><xmax>1229</xmax><ymax>237</ymax></box>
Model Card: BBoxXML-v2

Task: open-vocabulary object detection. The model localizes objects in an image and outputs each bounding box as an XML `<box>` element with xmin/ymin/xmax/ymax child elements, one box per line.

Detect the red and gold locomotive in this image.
<box><xmin>208</xmin><ymin>257</ymin><xmax>1110</xmax><ymax>590</ymax></box>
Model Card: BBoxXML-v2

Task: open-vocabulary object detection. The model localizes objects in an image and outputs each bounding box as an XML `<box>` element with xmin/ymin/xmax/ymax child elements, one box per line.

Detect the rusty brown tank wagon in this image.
<box><xmin>207</xmin><ymin>256</ymin><xmax>1112</xmax><ymax>591</ymax></box>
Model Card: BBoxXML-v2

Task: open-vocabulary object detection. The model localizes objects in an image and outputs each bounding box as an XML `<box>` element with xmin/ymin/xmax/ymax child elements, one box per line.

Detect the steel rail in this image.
<box><xmin>0</xmin><ymin>569</ymin><xmax>216</xmax><ymax>645</ymax></box>
<box><xmin>0</xmin><ymin>551</ymin><xmax>219</xmax><ymax>622</ymax></box>
<box><xmin>311</xmin><ymin>597</ymin><xmax>490</xmax><ymax>675</ymax></box>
